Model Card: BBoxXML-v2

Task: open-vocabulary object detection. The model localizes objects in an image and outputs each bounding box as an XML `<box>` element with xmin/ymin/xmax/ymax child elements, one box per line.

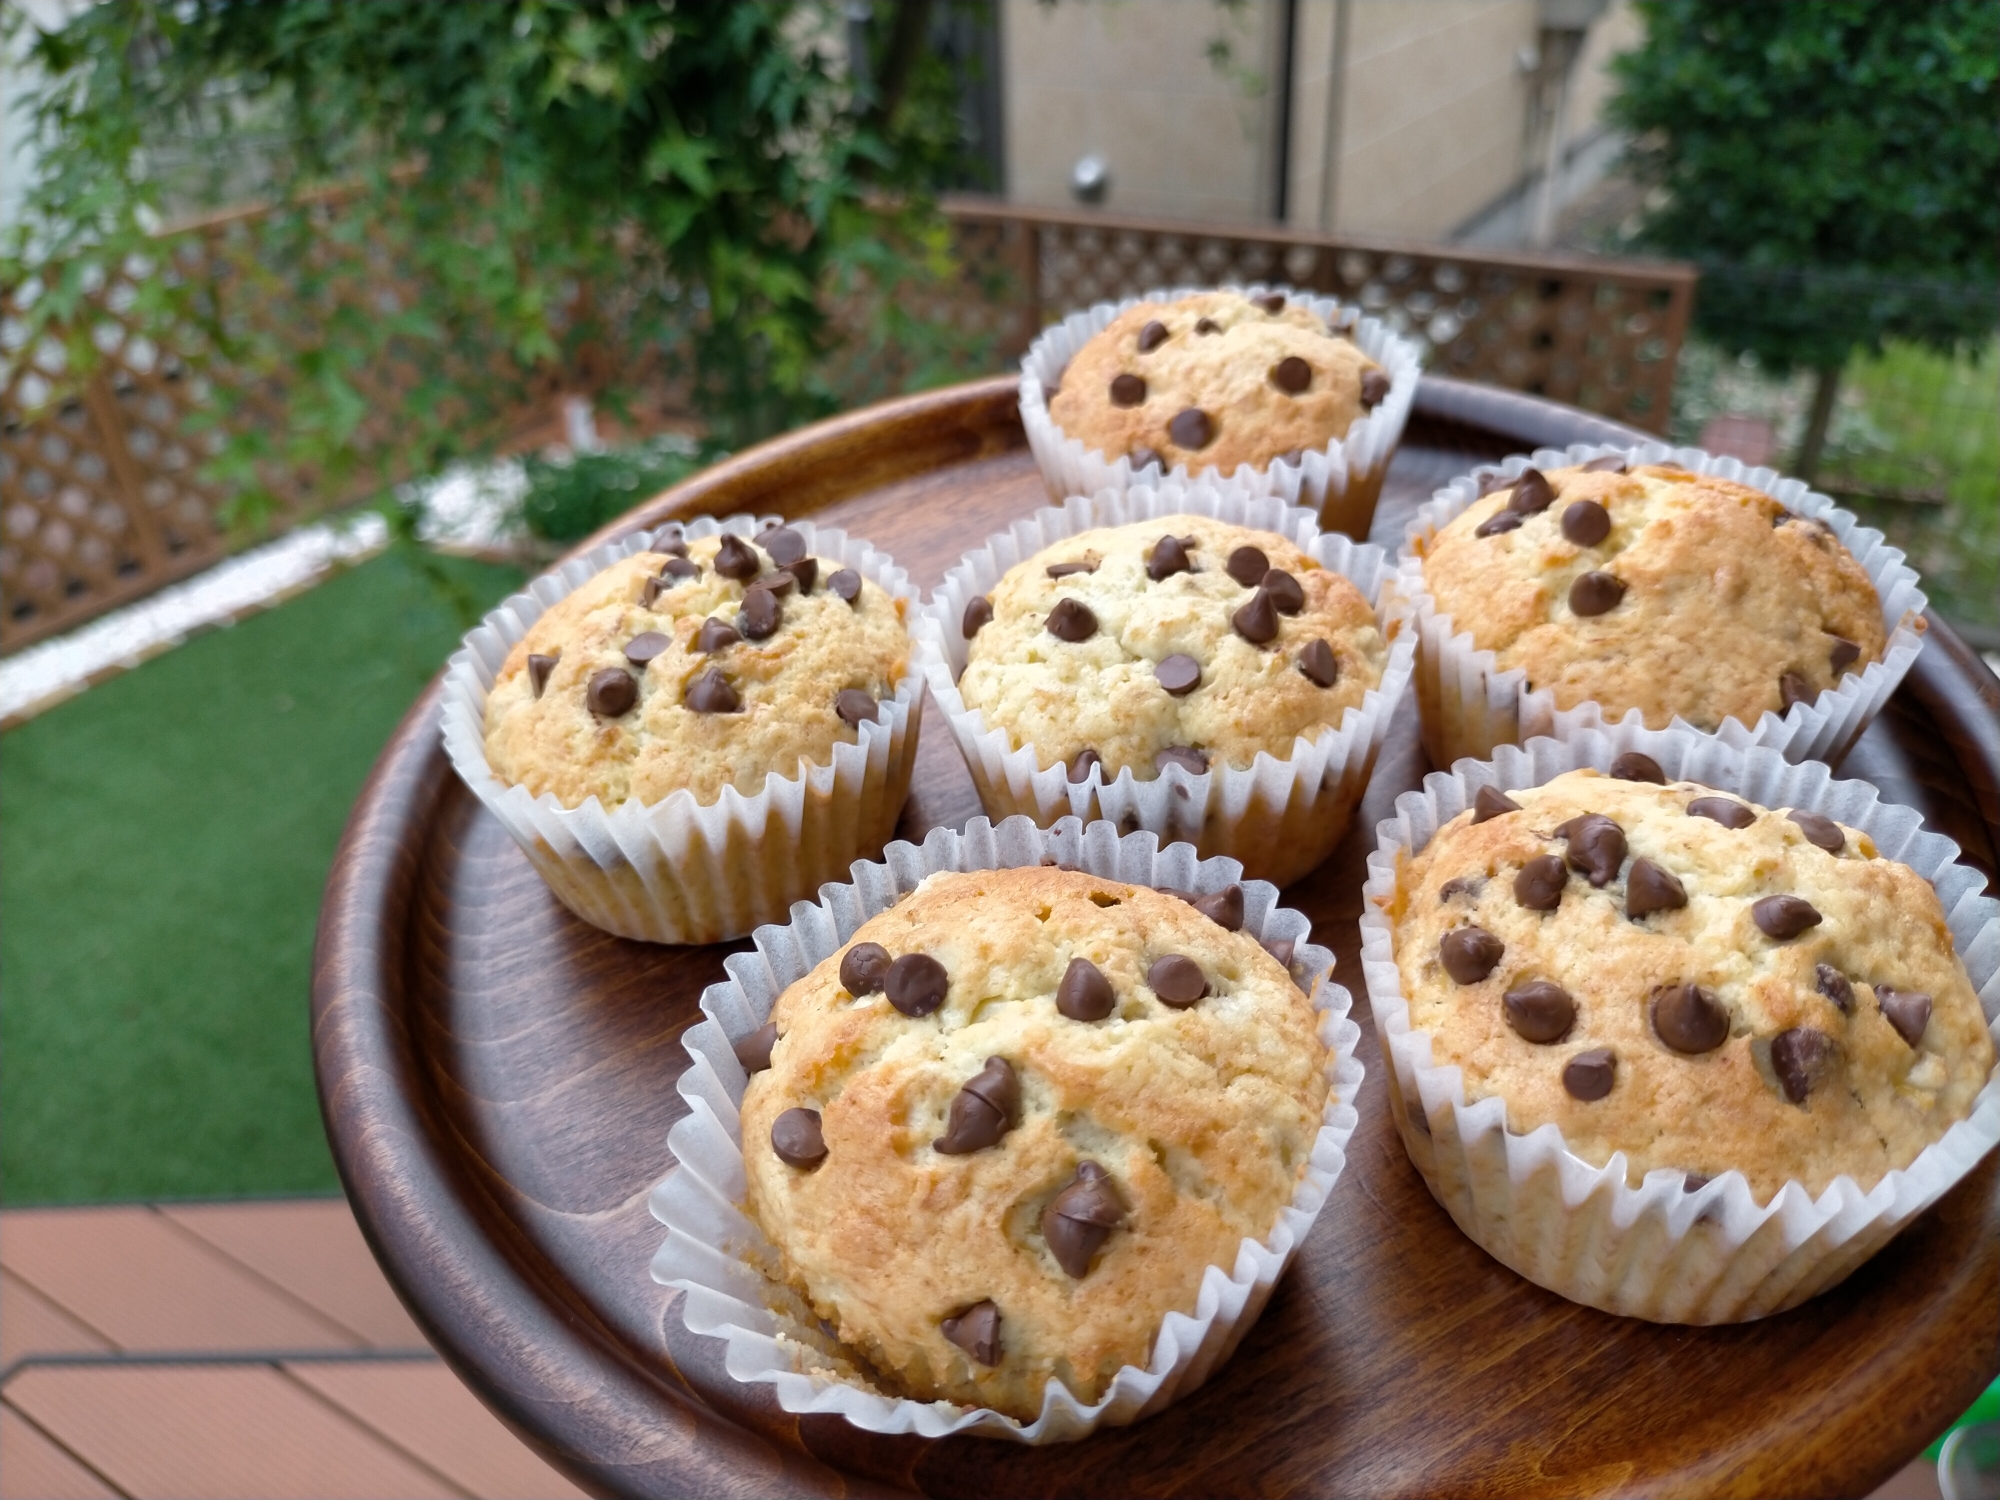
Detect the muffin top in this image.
<box><xmin>956</xmin><ymin>514</ymin><xmax>1387</xmax><ymax>781</ymax></box>
<box><xmin>1418</xmin><ymin>460</ymin><xmax>1888</xmax><ymax>732</ymax></box>
<box><xmin>1047</xmin><ymin>289</ymin><xmax>1387</xmax><ymax>475</ymax></box>
<box><xmin>1387</xmin><ymin>767</ymin><xmax>1994</xmax><ymax>1200</ymax></box>
<box><xmin>484</xmin><ymin>527</ymin><xmax>908</xmax><ymax>808</ymax></box>
<box><xmin>738</xmin><ymin>865</ymin><xmax>1328</xmax><ymax>1420</ymax></box>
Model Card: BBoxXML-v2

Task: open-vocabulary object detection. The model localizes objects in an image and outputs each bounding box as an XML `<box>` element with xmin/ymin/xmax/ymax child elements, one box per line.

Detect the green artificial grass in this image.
<box><xmin>1</xmin><ymin>545</ymin><xmax>523</xmax><ymax>1204</ymax></box>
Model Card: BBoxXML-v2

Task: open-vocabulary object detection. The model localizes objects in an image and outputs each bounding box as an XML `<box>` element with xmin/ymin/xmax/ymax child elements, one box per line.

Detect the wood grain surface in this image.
<box><xmin>313</xmin><ymin>376</ymin><xmax>2000</xmax><ymax>1500</ymax></box>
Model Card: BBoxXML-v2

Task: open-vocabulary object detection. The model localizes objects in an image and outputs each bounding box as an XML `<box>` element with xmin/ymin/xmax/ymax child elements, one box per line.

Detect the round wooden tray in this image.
<box><xmin>314</xmin><ymin>375</ymin><xmax>2000</xmax><ymax>1499</ymax></box>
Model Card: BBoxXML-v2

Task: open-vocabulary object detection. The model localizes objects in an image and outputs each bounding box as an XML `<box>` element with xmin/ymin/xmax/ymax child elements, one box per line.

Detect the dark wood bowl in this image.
<box><xmin>314</xmin><ymin>375</ymin><xmax>2000</xmax><ymax>1499</ymax></box>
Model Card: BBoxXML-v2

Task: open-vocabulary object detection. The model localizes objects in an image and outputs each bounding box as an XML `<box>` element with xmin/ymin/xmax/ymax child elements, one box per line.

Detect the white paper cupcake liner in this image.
<box><xmin>649</xmin><ymin>814</ymin><xmax>1362</xmax><ymax>1442</ymax></box>
<box><xmin>1019</xmin><ymin>283</ymin><xmax>1424</xmax><ymax>539</ymax></box>
<box><xmin>1359</xmin><ymin>725</ymin><xmax>2000</xmax><ymax>1322</ymax></box>
<box><xmin>439</xmin><ymin>515</ymin><xmax>922</xmax><ymax>945</ymax></box>
<box><xmin>1397</xmin><ymin>442</ymin><xmax>1929</xmax><ymax>769</ymax></box>
<box><xmin>912</xmin><ymin>483</ymin><xmax>1416</xmax><ymax>889</ymax></box>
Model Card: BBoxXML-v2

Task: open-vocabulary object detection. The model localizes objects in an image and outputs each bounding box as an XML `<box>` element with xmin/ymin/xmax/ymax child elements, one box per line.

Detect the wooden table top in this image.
<box><xmin>314</xmin><ymin>375</ymin><xmax>2000</xmax><ymax>1499</ymax></box>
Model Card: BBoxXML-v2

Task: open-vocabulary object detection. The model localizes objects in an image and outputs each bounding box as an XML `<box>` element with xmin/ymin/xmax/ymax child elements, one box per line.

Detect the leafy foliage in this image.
<box><xmin>520</xmin><ymin>437</ymin><xmax>706</xmax><ymax>544</ymax></box>
<box><xmin>1609</xmin><ymin>0</ymin><xmax>1999</xmax><ymax>373</ymax></box>
<box><xmin>3</xmin><ymin>1</ymin><xmax>988</xmax><ymax>533</ymax></box>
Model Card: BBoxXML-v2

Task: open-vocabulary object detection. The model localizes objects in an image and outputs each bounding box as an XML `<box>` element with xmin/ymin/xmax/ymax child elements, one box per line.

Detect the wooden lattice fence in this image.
<box><xmin>0</xmin><ymin>196</ymin><xmax>1694</xmax><ymax>654</ymax></box>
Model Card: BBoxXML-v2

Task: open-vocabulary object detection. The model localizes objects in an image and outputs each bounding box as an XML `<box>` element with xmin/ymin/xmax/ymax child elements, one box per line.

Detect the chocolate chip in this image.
<box><xmin>1233</xmin><ymin>588</ymin><xmax>1279</xmax><ymax>644</ymax></box>
<box><xmin>1129</xmin><ymin>444</ymin><xmax>1165</xmax><ymax>472</ymax></box>
<box><xmin>1876</xmin><ymin>986</ymin><xmax>1932</xmax><ymax>1047</ymax></box>
<box><xmin>1626</xmin><ymin>858</ymin><xmax>1688</xmax><ymax>919</ymax></box>
<box><xmin>962</xmin><ymin>594</ymin><xmax>993</xmax><ymax>637</ymax></box>
<box><xmin>1580</xmin><ymin>455</ymin><xmax>1627</xmax><ymax>473</ymax></box>
<box><xmin>640</xmin><ymin>574</ymin><xmax>673</xmax><ymax>607</ymax></box>
<box><xmin>761</xmin><ymin>527</ymin><xmax>806</xmax><ymax>566</ymax></box>
<box><xmin>714</xmin><ymin>534</ymin><xmax>761</xmax><ymax>581</ymax></box>
<box><xmin>1503</xmin><ymin>980</ymin><xmax>1575</xmax><ymax>1043</ymax></box>
<box><xmin>683</xmin><ymin>667</ymin><xmax>742</xmax><ymax>714</ymax></box>
<box><xmin>1815</xmin><ymin>963</ymin><xmax>1854</xmax><ymax>1014</ymax></box>
<box><xmin>1147</xmin><ymin>954</ymin><xmax>1208</xmax><ymax>1006</ymax></box>
<box><xmin>1475</xmin><ymin>471</ymin><xmax>1511</xmax><ymax>497</ymax></box>
<box><xmin>652</xmin><ymin>535</ymin><xmax>690</xmax><ymax>557</ymax></box>
<box><xmin>1563</xmin><ymin>1048</ymin><xmax>1616</xmax><ymax>1101</ymax></box>
<box><xmin>771</xmin><ymin>1108</ymin><xmax>826</xmax><ymax>1168</ymax></box>
<box><xmin>1360</xmin><ymin>369</ymin><xmax>1391</xmax><ymax>408</ymax></box>
<box><xmin>696</xmin><ymin>617</ymin><xmax>740</xmax><ymax>653</ymax></box>
<box><xmin>1168</xmin><ymin>408</ymin><xmax>1214</xmax><ymax>449</ymax></box>
<box><xmin>1110</xmin><ymin>373</ymin><xmax>1147</xmax><ymax>407</ymax></box>
<box><xmin>829</xmin><ymin>568</ymin><xmax>863</xmax><ymax>604</ymax></box>
<box><xmin>784</xmin><ymin>557</ymin><xmax>819</xmax><ymax>593</ymax></box>
<box><xmin>1472</xmin><ymin>785</ymin><xmax>1522</xmax><ymax>823</ymax></box>
<box><xmin>1474</xmin><ymin>509</ymin><xmax>1524</xmax><ymax>538</ymax></box>
<box><xmin>587</xmin><ymin>668</ymin><xmax>638</xmax><ymax>717</ymax></box>
<box><xmin>663</xmin><ymin>555</ymin><xmax>702</xmax><ymax>580</ymax></box>
<box><xmin>1261</xmin><ymin>569</ymin><xmax>1304</xmax><ymax>614</ymax></box>
<box><xmin>1558</xmin><ymin>813</ymin><xmax>1626</xmax><ymax>886</ymax></box>
<box><xmin>941</xmin><ymin>1301</ymin><xmax>1001</xmax><ymax>1365</ymax></box>
<box><xmin>1514</xmin><ymin>854</ymin><xmax>1568</xmax><ymax>911</ymax></box>
<box><xmin>1155</xmin><ymin>745</ymin><xmax>1208</xmax><ymax>775</ymax></box>
<box><xmin>1787</xmin><ymin>809</ymin><xmax>1845</xmax><ymax>854</ymax></box>
<box><xmin>1569</xmin><ymin>571</ymin><xmax>1626</xmax><ymax>616</ymax></box>
<box><xmin>1194</xmin><ymin>317</ymin><xmax>1220</xmax><ymax>335</ymax></box>
<box><xmin>1770</xmin><ymin>1027</ymin><xmax>1836</xmax><ymax>1104</ymax></box>
<box><xmin>1057</xmin><ymin>957</ymin><xmax>1116</xmax><ymax>1022</ymax></box>
<box><xmin>1609</xmin><ymin>751</ymin><xmax>1665</xmax><ymax>784</ymax></box>
<box><xmin>1272</xmin><ymin>356</ymin><xmax>1312</xmax><ymax>394</ymax></box>
<box><xmin>1042</xmin><ymin>1162</ymin><xmax>1125</xmax><ymax>1277</ymax></box>
<box><xmin>1830</xmin><ymin>638</ymin><xmax>1861</xmax><ymax>673</ymax></box>
<box><xmin>624</xmin><ymin>631</ymin><xmax>670</xmax><ymax>667</ymax></box>
<box><xmin>935</xmin><ymin>1056</ymin><xmax>1019</xmax><ymax>1154</ymax></box>
<box><xmin>839</xmin><ymin>941</ymin><xmax>891</xmax><ymax>996</ymax></box>
<box><xmin>1439</xmin><ymin>925</ymin><xmax>1504</xmax><ymax>984</ymax></box>
<box><xmin>1155</xmin><ymin>653</ymin><xmax>1201</xmax><ymax>696</ymax></box>
<box><xmin>1780</xmin><ymin>672</ymin><xmax>1817</xmax><ymax>712</ymax></box>
<box><xmin>739</xmin><ymin>585</ymin><xmax>782</xmax><ymax>640</ymax></box>
<box><xmin>834</xmin><ymin>688</ymin><xmax>878</xmax><ymax>727</ymax></box>
<box><xmin>1508</xmin><ymin>469</ymin><xmax>1555</xmax><ymax>515</ymax></box>
<box><xmin>1147</xmin><ymin>535</ymin><xmax>1193</xmax><ymax>581</ymax></box>
<box><xmin>1440</xmin><ymin>875</ymin><xmax>1485</xmax><ymax>903</ymax></box>
<box><xmin>1189</xmin><ymin>884</ymin><xmax>1244</xmax><ymax>931</ymax></box>
<box><xmin>733</xmin><ymin>1022</ymin><xmax>778</xmax><ymax>1074</ymax></box>
<box><xmin>756</xmin><ymin>570</ymin><xmax>797</xmax><ymax>598</ymax></box>
<box><xmin>1255</xmin><ymin>293</ymin><xmax>1287</xmax><ymax>314</ymax></box>
<box><xmin>1137</xmin><ymin>319</ymin><xmax>1169</xmax><ymax>353</ymax></box>
<box><xmin>1046</xmin><ymin>597</ymin><xmax>1098</xmax><ymax>642</ymax></box>
<box><xmin>1299</xmin><ymin>639</ymin><xmax>1339</xmax><ymax>687</ymax></box>
<box><xmin>1226</xmin><ymin>546</ymin><xmax>1270</xmax><ymax>587</ymax></box>
<box><xmin>1561</xmin><ymin>500</ymin><xmax>1611</xmax><ymax>547</ymax></box>
<box><xmin>1068</xmin><ymin>748</ymin><xmax>1102</xmax><ymax>784</ymax></box>
<box><xmin>885</xmin><ymin>953</ymin><xmax>949</xmax><ymax>1017</ymax></box>
<box><xmin>527</xmin><ymin>652</ymin><xmax>558</xmax><ymax>698</ymax></box>
<box><xmin>1046</xmin><ymin>560</ymin><xmax>1097</xmax><ymax>578</ymax></box>
<box><xmin>1652</xmin><ymin>983</ymin><xmax>1729</xmax><ymax>1054</ymax></box>
<box><xmin>1752</xmin><ymin>894</ymin><xmax>1821</xmax><ymax>940</ymax></box>
<box><xmin>1688</xmin><ymin>796</ymin><xmax>1755</xmax><ymax>830</ymax></box>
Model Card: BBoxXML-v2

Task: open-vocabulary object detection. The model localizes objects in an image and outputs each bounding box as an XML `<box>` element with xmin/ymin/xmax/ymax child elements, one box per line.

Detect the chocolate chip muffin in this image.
<box><xmin>1048</xmin><ymin>289</ymin><xmax>1387</xmax><ymax>476</ymax></box>
<box><xmin>1417</xmin><ymin>460</ymin><xmax>1887</xmax><ymax>732</ymax></box>
<box><xmin>1387</xmin><ymin>767</ymin><xmax>1994</xmax><ymax>1201</ymax></box>
<box><xmin>483</xmin><ymin>526</ymin><xmax>909</xmax><ymax>807</ymax></box>
<box><xmin>737</xmin><ymin>865</ymin><xmax>1329</xmax><ymax>1420</ymax></box>
<box><xmin>955</xmin><ymin>514</ymin><xmax>1387</xmax><ymax>782</ymax></box>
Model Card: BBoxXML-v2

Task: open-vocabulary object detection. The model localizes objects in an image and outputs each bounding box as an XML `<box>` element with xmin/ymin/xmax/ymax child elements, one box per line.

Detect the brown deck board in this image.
<box><xmin>5</xmin><ymin>1364</ymin><xmax>462</xmax><ymax>1499</ymax></box>
<box><xmin>286</xmin><ymin>1362</ymin><xmax>589</xmax><ymax>1499</ymax></box>
<box><xmin>0</xmin><ymin>1406</ymin><xmax>122</xmax><ymax>1500</ymax></box>
<box><xmin>0</xmin><ymin>1207</ymin><xmax>360</xmax><ymax>1353</ymax></box>
<box><xmin>161</xmin><ymin>1200</ymin><xmax>429</xmax><ymax>1349</ymax></box>
<box><xmin>1</xmin><ymin>1270</ymin><xmax>114</xmax><ymax>1366</ymax></box>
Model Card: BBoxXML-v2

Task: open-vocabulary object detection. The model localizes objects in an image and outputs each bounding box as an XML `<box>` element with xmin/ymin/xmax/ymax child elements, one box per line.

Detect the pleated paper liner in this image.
<box><xmin>650</xmin><ymin>815</ymin><xmax>1364</xmax><ymax>1442</ymax></box>
<box><xmin>439</xmin><ymin>515</ymin><xmax>921</xmax><ymax>945</ymax></box>
<box><xmin>1359</xmin><ymin>726</ymin><xmax>2000</xmax><ymax>1322</ymax></box>
<box><xmin>1019</xmin><ymin>283</ymin><xmax>1424</xmax><ymax>539</ymax></box>
<box><xmin>1396</xmin><ymin>442</ymin><xmax>1928</xmax><ymax>768</ymax></box>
